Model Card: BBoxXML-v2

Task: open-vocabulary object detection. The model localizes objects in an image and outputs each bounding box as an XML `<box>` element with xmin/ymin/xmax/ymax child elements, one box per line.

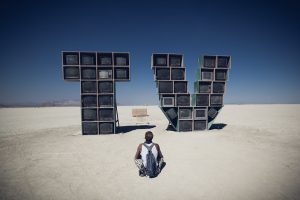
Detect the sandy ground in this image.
<box><xmin>0</xmin><ymin>105</ymin><xmax>300</xmax><ymax>200</ymax></box>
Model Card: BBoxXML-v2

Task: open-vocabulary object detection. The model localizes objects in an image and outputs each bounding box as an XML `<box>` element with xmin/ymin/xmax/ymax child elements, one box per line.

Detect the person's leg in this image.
<box><xmin>157</xmin><ymin>158</ymin><xmax>166</xmax><ymax>174</ymax></box>
<box><xmin>134</xmin><ymin>159</ymin><xmax>146</xmax><ymax>177</ymax></box>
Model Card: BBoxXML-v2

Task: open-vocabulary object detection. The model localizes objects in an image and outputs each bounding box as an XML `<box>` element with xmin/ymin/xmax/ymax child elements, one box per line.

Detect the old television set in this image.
<box><xmin>82</xmin><ymin>122</ymin><xmax>98</xmax><ymax>135</ymax></box>
<box><xmin>98</xmin><ymin>94</ymin><xmax>113</xmax><ymax>107</ymax></box>
<box><xmin>215</xmin><ymin>69</ymin><xmax>227</xmax><ymax>81</ymax></box>
<box><xmin>174</xmin><ymin>81</ymin><xmax>187</xmax><ymax>93</ymax></box>
<box><xmin>176</xmin><ymin>94</ymin><xmax>190</xmax><ymax>106</ymax></box>
<box><xmin>98</xmin><ymin>81</ymin><xmax>113</xmax><ymax>93</ymax></box>
<box><xmin>99</xmin><ymin>108</ymin><xmax>114</xmax><ymax>121</ymax></box>
<box><xmin>99</xmin><ymin>122</ymin><xmax>114</xmax><ymax>134</ymax></box>
<box><xmin>63</xmin><ymin>52</ymin><xmax>79</xmax><ymax>65</ymax></box>
<box><xmin>81</xmin><ymin>108</ymin><xmax>97</xmax><ymax>121</ymax></box>
<box><xmin>196</xmin><ymin>94</ymin><xmax>209</xmax><ymax>106</ymax></box>
<box><xmin>81</xmin><ymin>81</ymin><xmax>97</xmax><ymax>93</ymax></box>
<box><xmin>201</xmin><ymin>69</ymin><xmax>214</xmax><ymax>81</ymax></box>
<box><xmin>179</xmin><ymin>108</ymin><xmax>192</xmax><ymax>119</ymax></box>
<box><xmin>217</xmin><ymin>56</ymin><xmax>230</xmax><ymax>68</ymax></box>
<box><xmin>208</xmin><ymin>107</ymin><xmax>218</xmax><ymax>118</ymax></box>
<box><xmin>203</xmin><ymin>56</ymin><xmax>216</xmax><ymax>68</ymax></box>
<box><xmin>179</xmin><ymin>120</ymin><xmax>193</xmax><ymax>131</ymax></box>
<box><xmin>114</xmin><ymin>68</ymin><xmax>129</xmax><ymax>80</ymax></box>
<box><xmin>199</xmin><ymin>82</ymin><xmax>211</xmax><ymax>93</ymax></box>
<box><xmin>213</xmin><ymin>82</ymin><xmax>225</xmax><ymax>93</ymax></box>
<box><xmin>194</xmin><ymin>108</ymin><xmax>207</xmax><ymax>120</ymax></box>
<box><xmin>81</xmin><ymin>68</ymin><xmax>96</xmax><ymax>79</ymax></box>
<box><xmin>80</xmin><ymin>52</ymin><xmax>96</xmax><ymax>65</ymax></box>
<box><xmin>98</xmin><ymin>52</ymin><xmax>113</xmax><ymax>66</ymax></box>
<box><xmin>114</xmin><ymin>53</ymin><xmax>129</xmax><ymax>66</ymax></box>
<box><xmin>165</xmin><ymin>107</ymin><xmax>177</xmax><ymax>120</ymax></box>
<box><xmin>153</xmin><ymin>54</ymin><xmax>168</xmax><ymax>66</ymax></box>
<box><xmin>63</xmin><ymin>66</ymin><xmax>80</xmax><ymax>79</ymax></box>
<box><xmin>81</xmin><ymin>95</ymin><xmax>97</xmax><ymax>107</ymax></box>
<box><xmin>158</xmin><ymin>81</ymin><xmax>173</xmax><ymax>93</ymax></box>
<box><xmin>171</xmin><ymin>68</ymin><xmax>185</xmax><ymax>80</ymax></box>
<box><xmin>156</xmin><ymin>68</ymin><xmax>170</xmax><ymax>80</ymax></box>
<box><xmin>98</xmin><ymin>69</ymin><xmax>113</xmax><ymax>79</ymax></box>
<box><xmin>210</xmin><ymin>95</ymin><xmax>223</xmax><ymax>105</ymax></box>
<box><xmin>162</xmin><ymin>97</ymin><xmax>174</xmax><ymax>107</ymax></box>
<box><xmin>194</xmin><ymin>120</ymin><xmax>207</xmax><ymax>131</ymax></box>
<box><xmin>169</xmin><ymin>54</ymin><xmax>183</xmax><ymax>67</ymax></box>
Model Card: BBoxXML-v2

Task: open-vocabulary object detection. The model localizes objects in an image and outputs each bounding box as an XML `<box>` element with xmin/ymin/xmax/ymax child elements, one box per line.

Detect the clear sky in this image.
<box><xmin>0</xmin><ymin>0</ymin><xmax>299</xmax><ymax>105</ymax></box>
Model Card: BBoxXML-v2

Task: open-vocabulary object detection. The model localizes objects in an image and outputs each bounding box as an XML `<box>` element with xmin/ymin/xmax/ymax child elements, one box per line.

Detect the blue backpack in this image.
<box><xmin>143</xmin><ymin>143</ymin><xmax>158</xmax><ymax>178</ymax></box>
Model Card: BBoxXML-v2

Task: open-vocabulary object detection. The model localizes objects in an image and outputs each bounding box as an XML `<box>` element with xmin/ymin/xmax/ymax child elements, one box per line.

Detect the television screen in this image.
<box><xmin>201</xmin><ymin>71</ymin><xmax>213</xmax><ymax>81</ymax></box>
<box><xmin>165</xmin><ymin>108</ymin><xmax>177</xmax><ymax>120</ymax></box>
<box><xmin>156</xmin><ymin>68</ymin><xmax>170</xmax><ymax>80</ymax></box>
<box><xmin>203</xmin><ymin>56</ymin><xmax>216</xmax><ymax>68</ymax></box>
<box><xmin>213</xmin><ymin>82</ymin><xmax>225</xmax><ymax>93</ymax></box>
<box><xmin>81</xmin><ymin>81</ymin><xmax>97</xmax><ymax>93</ymax></box>
<box><xmin>98</xmin><ymin>53</ymin><xmax>113</xmax><ymax>65</ymax></box>
<box><xmin>179</xmin><ymin>120</ymin><xmax>192</xmax><ymax>131</ymax></box>
<box><xmin>99</xmin><ymin>122</ymin><xmax>114</xmax><ymax>134</ymax></box>
<box><xmin>80</xmin><ymin>53</ymin><xmax>96</xmax><ymax>65</ymax></box>
<box><xmin>215</xmin><ymin>70</ymin><xmax>227</xmax><ymax>81</ymax></box>
<box><xmin>99</xmin><ymin>108</ymin><xmax>114</xmax><ymax>121</ymax></box>
<box><xmin>179</xmin><ymin>108</ymin><xmax>192</xmax><ymax>119</ymax></box>
<box><xmin>114</xmin><ymin>68</ymin><xmax>129</xmax><ymax>79</ymax></box>
<box><xmin>82</xmin><ymin>95</ymin><xmax>97</xmax><ymax>107</ymax></box>
<box><xmin>210</xmin><ymin>95</ymin><xmax>223</xmax><ymax>105</ymax></box>
<box><xmin>98</xmin><ymin>81</ymin><xmax>113</xmax><ymax>93</ymax></box>
<box><xmin>171</xmin><ymin>68</ymin><xmax>185</xmax><ymax>80</ymax></box>
<box><xmin>176</xmin><ymin>94</ymin><xmax>190</xmax><ymax>106</ymax></box>
<box><xmin>63</xmin><ymin>66</ymin><xmax>80</xmax><ymax>79</ymax></box>
<box><xmin>162</xmin><ymin>97</ymin><xmax>174</xmax><ymax>106</ymax></box>
<box><xmin>63</xmin><ymin>52</ymin><xmax>79</xmax><ymax>65</ymax></box>
<box><xmin>208</xmin><ymin>107</ymin><xmax>218</xmax><ymax>118</ymax></box>
<box><xmin>114</xmin><ymin>53</ymin><xmax>129</xmax><ymax>66</ymax></box>
<box><xmin>82</xmin><ymin>122</ymin><xmax>98</xmax><ymax>135</ymax></box>
<box><xmin>158</xmin><ymin>81</ymin><xmax>173</xmax><ymax>93</ymax></box>
<box><xmin>174</xmin><ymin>82</ymin><xmax>187</xmax><ymax>93</ymax></box>
<box><xmin>199</xmin><ymin>82</ymin><xmax>211</xmax><ymax>93</ymax></box>
<box><xmin>217</xmin><ymin>56</ymin><xmax>230</xmax><ymax>68</ymax></box>
<box><xmin>98</xmin><ymin>95</ymin><xmax>114</xmax><ymax>107</ymax></box>
<box><xmin>98</xmin><ymin>69</ymin><xmax>113</xmax><ymax>79</ymax></box>
<box><xmin>196</xmin><ymin>94</ymin><xmax>209</xmax><ymax>106</ymax></box>
<box><xmin>153</xmin><ymin>54</ymin><xmax>168</xmax><ymax>66</ymax></box>
<box><xmin>194</xmin><ymin>109</ymin><xmax>207</xmax><ymax>119</ymax></box>
<box><xmin>81</xmin><ymin>68</ymin><xmax>96</xmax><ymax>79</ymax></box>
<box><xmin>169</xmin><ymin>55</ymin><xmax>182</xmax><ymax>67</ymax></box>
<box><xmin>82</xmin><ymin>108</ymin><xmax>97</xmax><ymax>121</ymax></box>
<box><xmin>194</xmin><ymin>120</ymin><xmax>206</xmax><ymax>131</ymax></box>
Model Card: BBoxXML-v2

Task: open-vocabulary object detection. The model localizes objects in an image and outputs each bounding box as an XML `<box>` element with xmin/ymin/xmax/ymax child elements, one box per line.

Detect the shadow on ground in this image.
<box><xmin>209</xmin><ymin>123</ymin><xmax>227</xmax><ymax>130</ymax></box>
<box><xmin>117</xmin><ymin>125</ymin><xmax>156</xmax><ymax>134</ymax></box>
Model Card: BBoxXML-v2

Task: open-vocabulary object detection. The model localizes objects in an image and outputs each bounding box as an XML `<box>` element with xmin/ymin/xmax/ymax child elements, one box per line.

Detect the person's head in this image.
<box><xmin>145</xmin><ymin>131</ymin><xmax>153</xmax><ymax>143</ymax></box>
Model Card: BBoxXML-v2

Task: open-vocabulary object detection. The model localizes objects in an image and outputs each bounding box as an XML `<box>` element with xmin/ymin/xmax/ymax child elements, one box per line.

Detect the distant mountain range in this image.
<box><xmin>0</xmin><ymin>100</ymin><xmax>80</xmax><ymax>108</ymax></box>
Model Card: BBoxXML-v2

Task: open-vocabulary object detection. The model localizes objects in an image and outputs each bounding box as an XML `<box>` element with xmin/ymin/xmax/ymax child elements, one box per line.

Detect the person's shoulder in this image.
<box><xmin>154</xmin><ymin>143</ymin><xmax>160</xmax><ymax>148</ymax></box>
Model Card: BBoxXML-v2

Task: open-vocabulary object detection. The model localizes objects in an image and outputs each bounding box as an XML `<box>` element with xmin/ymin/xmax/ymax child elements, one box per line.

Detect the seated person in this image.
<box><xmin>134</xmin><ymin>131</ymin><xmax>166</xmax><ymax>177</ymax></box>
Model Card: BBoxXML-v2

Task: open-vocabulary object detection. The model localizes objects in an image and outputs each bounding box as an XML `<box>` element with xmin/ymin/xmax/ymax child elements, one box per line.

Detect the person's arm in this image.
<box><xmin>134</xmin><ymin>144</ymin><xmax>142</xmax><ymax>160</ymax></box>
<box><xmin>155</xmin><ymin>144</ymin><xmax>164</xmax><ymax>159</ymax></box>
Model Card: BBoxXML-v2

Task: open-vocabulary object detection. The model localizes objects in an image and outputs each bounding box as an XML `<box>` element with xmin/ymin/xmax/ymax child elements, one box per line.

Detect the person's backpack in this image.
<box><xmin>143</xmin><ymin>143</ymin><xmax>158</xmax><ymax>178</ymax></box>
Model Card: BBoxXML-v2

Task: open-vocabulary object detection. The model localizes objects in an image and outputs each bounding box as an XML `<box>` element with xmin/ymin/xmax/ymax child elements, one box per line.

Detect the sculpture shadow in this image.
<box><xmin>209</xmin><ymin>123</ymin><xmax>227</xmax><ymax>130</ymax></box>
<box><xmin>117</xmin><ymin>125</ymin><xmax>156</xmax><ymax>134</ymax></box>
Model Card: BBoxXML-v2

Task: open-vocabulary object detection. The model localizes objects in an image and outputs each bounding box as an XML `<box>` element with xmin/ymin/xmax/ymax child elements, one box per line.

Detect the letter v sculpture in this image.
<box><xmin>151</xmin><ymin>54</ymin><xmax>231</xmax><ymax>131</ymax></box>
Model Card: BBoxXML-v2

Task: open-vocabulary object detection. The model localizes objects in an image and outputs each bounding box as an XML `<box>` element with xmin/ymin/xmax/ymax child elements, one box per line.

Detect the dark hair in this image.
<box><xmin>145</xmin><ymin>131</ymin><xmax>153</xmax><ymax>142</ymax></box>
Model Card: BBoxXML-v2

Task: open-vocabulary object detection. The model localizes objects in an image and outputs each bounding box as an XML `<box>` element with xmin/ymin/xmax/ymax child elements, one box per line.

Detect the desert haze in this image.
<box><xmin>0</xmin><ymin>105</ymin><xmax>300</xmax><ymax>200</ymax></box>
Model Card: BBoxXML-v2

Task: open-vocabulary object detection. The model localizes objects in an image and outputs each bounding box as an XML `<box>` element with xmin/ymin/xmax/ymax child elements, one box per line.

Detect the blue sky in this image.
<box><xmin>0</xmin><ymin>0</ymin><xmax>299</xmax><ymax>105</ymax></box>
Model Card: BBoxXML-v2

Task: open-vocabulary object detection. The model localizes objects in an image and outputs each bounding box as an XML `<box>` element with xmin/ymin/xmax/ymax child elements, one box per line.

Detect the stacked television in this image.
<box><xmin>151</xmin><ymin>54</ymin><xmax>231</xmax><ymax>131</ymax></box>
<box><xmin>62</xmin><ymin>51</ymin><xmax>130</xmax><ymax>135</ymax></box>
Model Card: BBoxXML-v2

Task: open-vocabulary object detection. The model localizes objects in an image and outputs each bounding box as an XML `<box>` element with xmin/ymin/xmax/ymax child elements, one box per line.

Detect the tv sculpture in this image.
<box><xmin>62</xmin><ymin>51</ymin><xmax>130</xmax><ymax>134</ymax></box>
<box><xmin>151</xmin><ymin>54</ymin><xmax>231</xmax><ymax>131</ymax></box>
